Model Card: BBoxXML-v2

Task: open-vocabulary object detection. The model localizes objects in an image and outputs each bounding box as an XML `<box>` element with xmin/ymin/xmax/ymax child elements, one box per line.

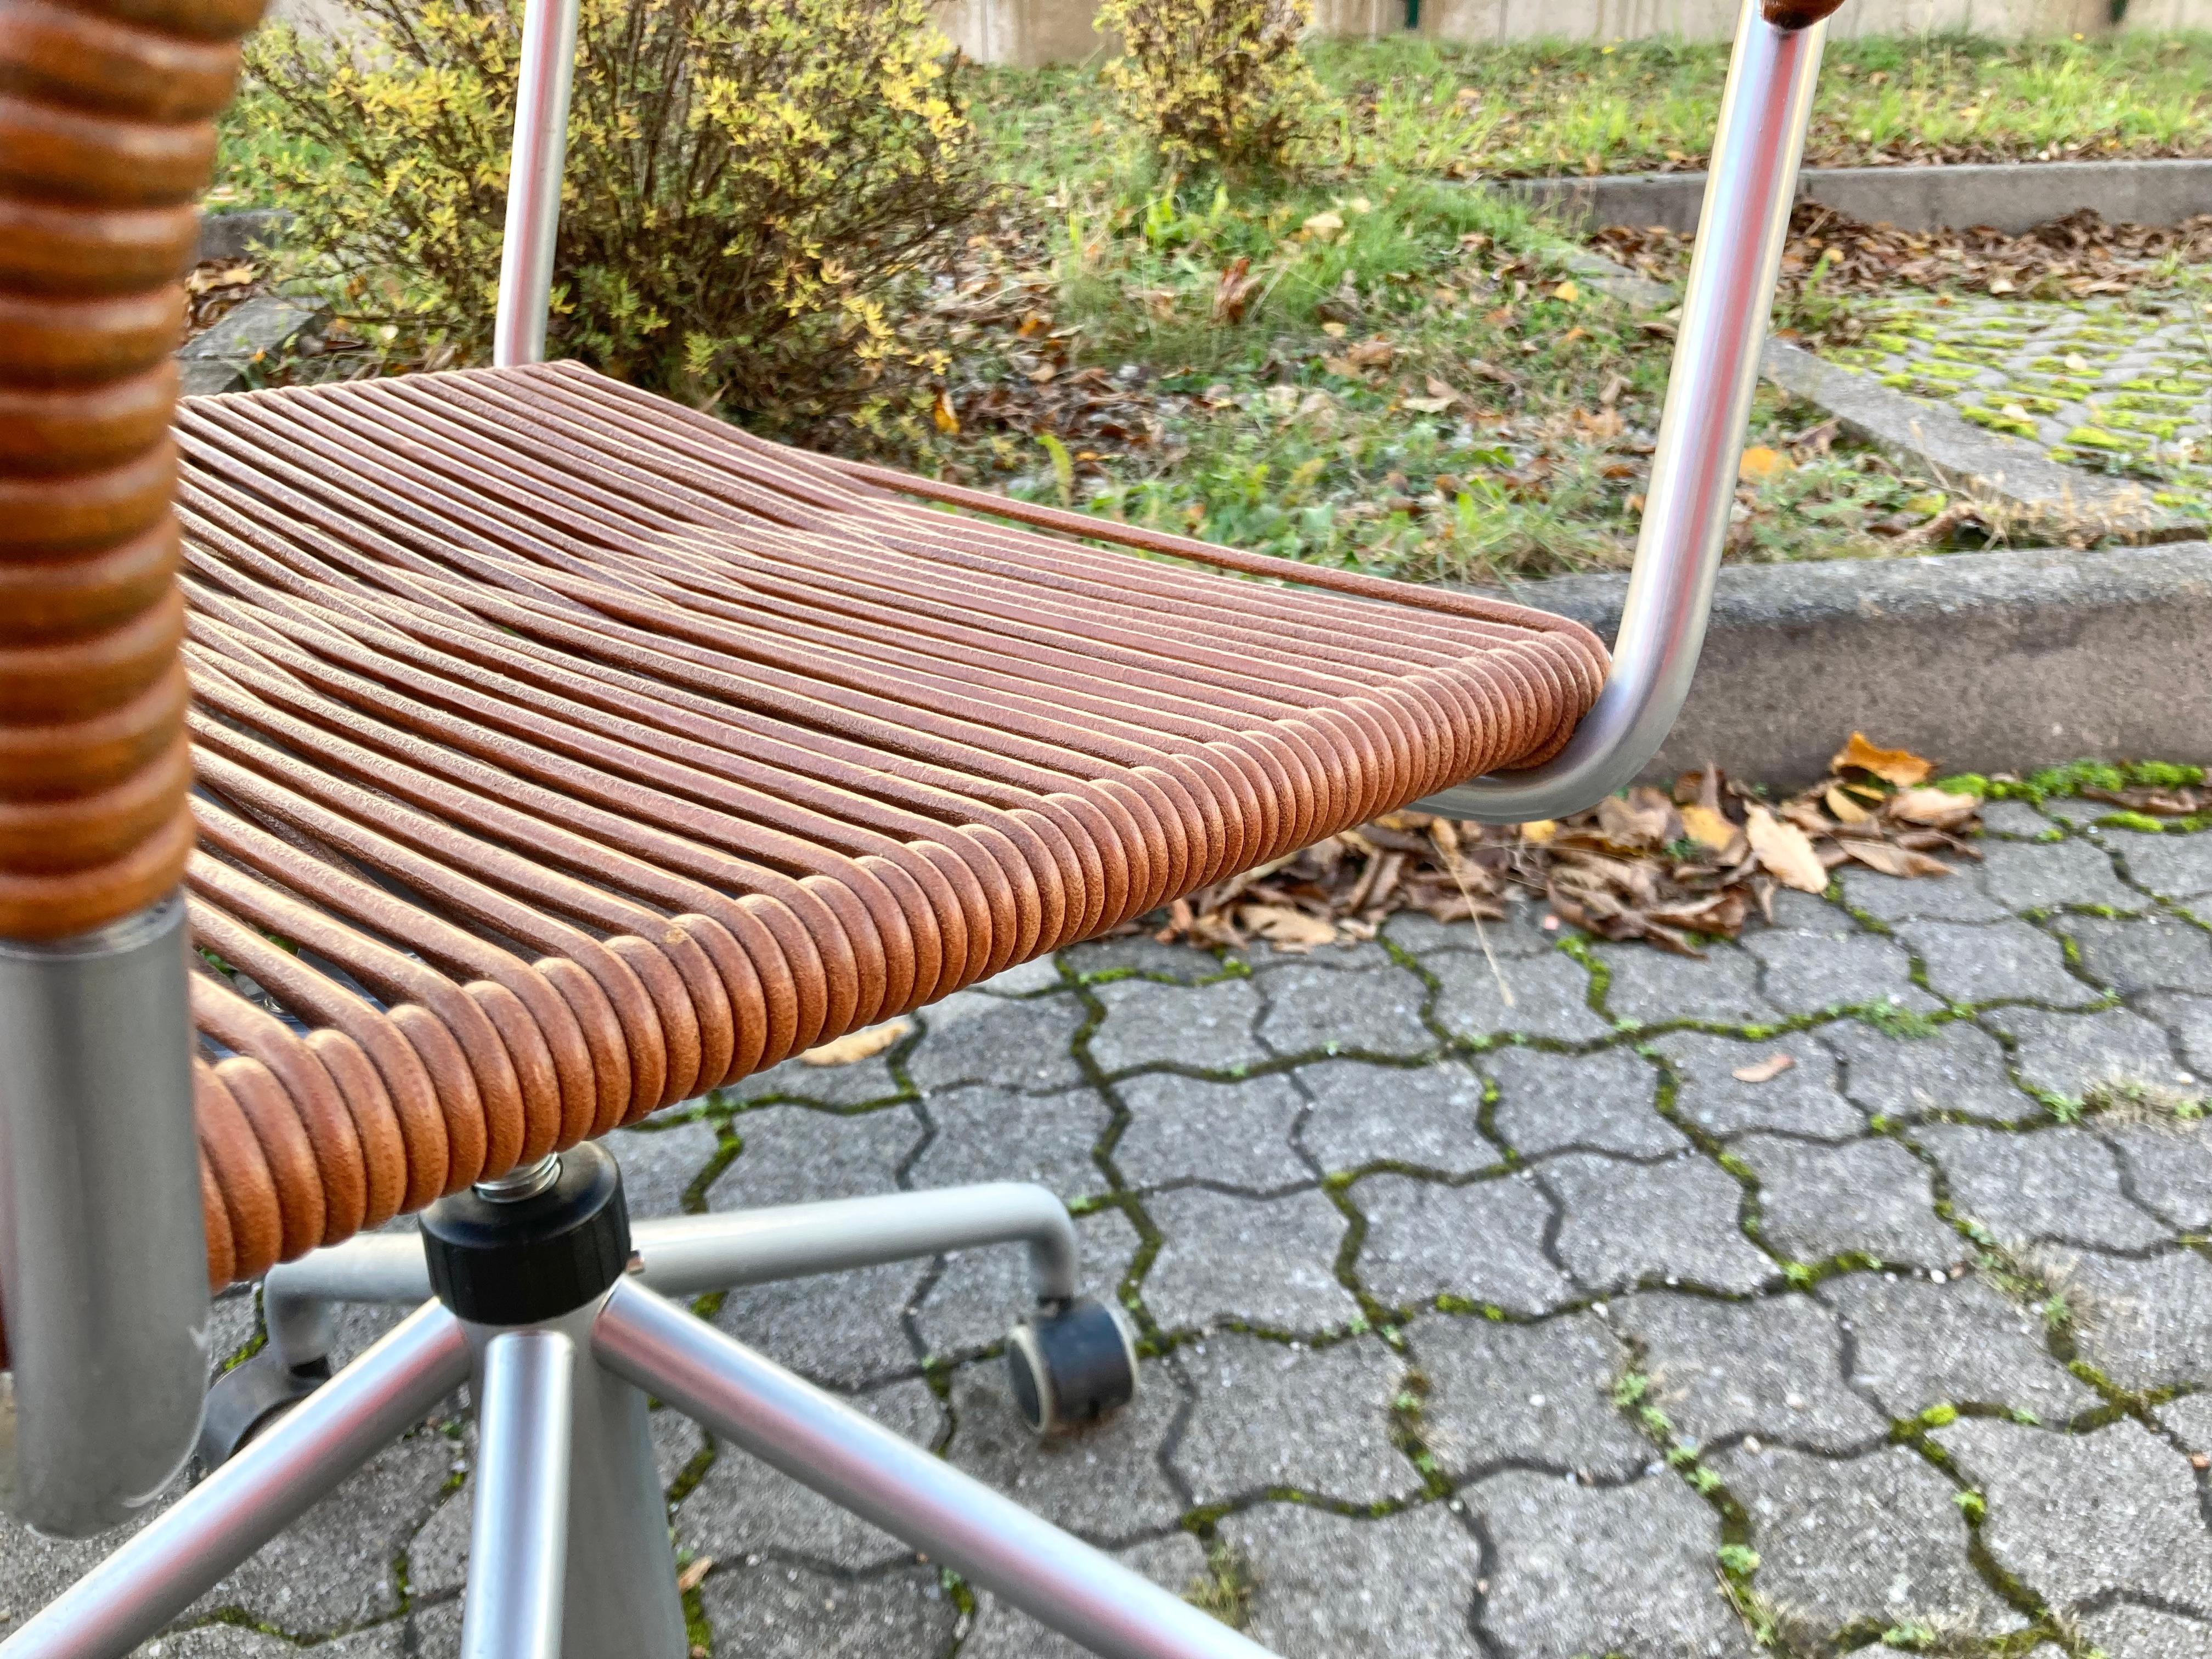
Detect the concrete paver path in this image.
<box><xmin>5</xmin><ymin>802</ymin><xmax>2211</xmax><ymax>1658</ymax></box>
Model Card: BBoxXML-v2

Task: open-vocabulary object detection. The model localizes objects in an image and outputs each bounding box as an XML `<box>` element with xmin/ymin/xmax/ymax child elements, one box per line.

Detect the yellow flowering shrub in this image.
<box><xmin>244</xmin><ymin>0</ymin><xmax>984</xmax><ymax>425</ymax></box>
<box><xmin>1096</xmin><ymin>0</ymin><xmax>1325</xmax><ymax>175</ymax></box>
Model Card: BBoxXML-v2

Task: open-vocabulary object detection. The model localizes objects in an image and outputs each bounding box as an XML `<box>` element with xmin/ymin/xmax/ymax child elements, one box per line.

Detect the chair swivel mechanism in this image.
<box><xmin>0</xmin><ymin>0</ymin><xmax>1846</xmax><ymax>1652</ymax></box>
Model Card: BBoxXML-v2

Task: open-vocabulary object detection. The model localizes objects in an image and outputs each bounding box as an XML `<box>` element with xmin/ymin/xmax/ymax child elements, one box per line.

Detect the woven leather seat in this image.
<box><xmin>172</xmin><ymin>359</ymin><xmax>1606</xmax><ymax>1288</ymax></box>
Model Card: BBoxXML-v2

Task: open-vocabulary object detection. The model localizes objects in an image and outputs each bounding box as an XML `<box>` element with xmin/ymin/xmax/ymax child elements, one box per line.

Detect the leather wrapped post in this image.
<box><xmin>0</xmin><ymin>0</ymin><xmax>266</xmax><ymax>1536</ymax></box>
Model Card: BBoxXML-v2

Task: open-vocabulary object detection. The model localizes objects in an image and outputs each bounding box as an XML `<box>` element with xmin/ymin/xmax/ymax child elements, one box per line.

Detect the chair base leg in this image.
<box><xmin>1</xmin><ymin>1169</ymin><xmax>1228</xmax><ymax>1659</ymax></box>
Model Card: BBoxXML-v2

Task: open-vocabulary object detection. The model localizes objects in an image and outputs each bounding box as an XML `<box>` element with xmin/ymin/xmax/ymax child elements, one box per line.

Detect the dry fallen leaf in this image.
<box><xmin>1520</xmin><ymin>819</ymin><xmax>1559</xmax><ymax>844</ymax></box>
<box><xmin>930</xmin><ymin>390</ymin><xmax>958</xmax><ymax>435</ymax></box>
<box><xmin>1346</xmin><ymin>336</ymin><xmax>1395</xmax><ymax>369</ymax></box>
<box><xmin>1403</xmin><ymin>395</ymin><xmax>1456</xmax><ymax>413</ymax></box>
<box><xmin>1842</xmin><ymin>841</ymin><xmax>1952</xmax><ymax>878</ymax></box>
<box><xmin>1239</xmin><ymin>903</ymin><xmax>1338</xmax><ymax>951</ymax></box>
<box><xmin>1832</xmin><ymin>732</ymin><xmax>1934</xmax><ymax>787</ymax></box>
<box><xmin>1302</xmin><ymin>210</ymin><xmax>1345</xmax><ymax>240</ymax></box>
<box><xmin>1745</xmin><ymin>804</ymin><xmax>1830</xmax><ymax>893</ymax></box>
<box><xmin>1737</xmin><ymin>445</ymin><xmax>1791</xmax><ymax>481</ymax></box>
<box><xmin>1886</xmin><ymin>786</ymin><xmax>1979</xmax><ymax>828</ymax></box>
<box><xmin>802</xmin><ymin>1019</ymin><xmax>910</xmax><ymax>1066</ymax></box>
<box><xmin>1678</xmin><ymin>802</ymin><xmax>1739</xmax><ymax>853</ymax></box>
<box><xmin>1825</xmin><ymin>785</ymin><xmax>1876</xmax><ymax>825</ymax></box>
<box><xmin>675</xmin><ymin>1556</ymin><xmax>715</xmax><ymax>1594</ymax></box>
<box><xmin>1551</xmin><ymin>280</ymin><xmax>1580</xmax><ymax>303</ymax></box>
<box><xmin>1731</xmin><ymin>1053</ymin><xmax>1797</xmax><ymax>1085</ymax></box>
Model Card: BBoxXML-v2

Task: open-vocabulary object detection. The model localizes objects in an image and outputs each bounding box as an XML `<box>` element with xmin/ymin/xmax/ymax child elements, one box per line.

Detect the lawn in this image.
<box><xmin>208</xmin><ymin>30</ymin><xmax>2212</xmax><ymax>587</ymax></box>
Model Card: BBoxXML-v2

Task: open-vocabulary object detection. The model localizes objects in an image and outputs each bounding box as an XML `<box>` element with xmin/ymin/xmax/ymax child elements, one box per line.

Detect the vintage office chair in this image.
<box><xmin>0</xmin><ymin>0</ymin><xmax>1842</xmax><ymax>1650</ymax></box>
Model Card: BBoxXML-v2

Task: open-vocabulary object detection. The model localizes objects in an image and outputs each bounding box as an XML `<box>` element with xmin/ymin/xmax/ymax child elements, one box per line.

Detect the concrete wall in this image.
<box><xmin>943</xmin><ymin>0</ymin><xmax>2185</xmax><ymax>65</ymax></box>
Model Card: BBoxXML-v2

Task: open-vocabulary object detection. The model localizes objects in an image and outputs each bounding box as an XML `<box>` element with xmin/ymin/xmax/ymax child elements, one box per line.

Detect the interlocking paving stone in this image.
<box><xmin>2061</xmin><ymin>913</ymin><xmax>2212</xmax><ymax>997</ymax></box>
<box><xmin>1218</xmin><ymin>1500</ymin><xmax>1487</xmax><ymax>1659</ymax></box>
<box><xmin>1086</xmin><ymin>976</ymin><xmax>1266</xmax><ymax>1075</ymax></box>
<box><xmin>1979</xmin><ymin>836</ymin><xmax>2144</xmax><ymax>912</ymax></box>
<box><xmin>1468</xmin><ymin>1470</ymin><xmax>1753</xmax><ymax>1658</ymax></box>
<box><xmin>2143</xmin><ymin>991</ymin><xmax>2212</xmax><ymax>1077</ymax></box>
<box><xmin>1595</xmin><ymin>941</ymin><xmax>1777</xmax><ymax>1028</ymax></box>
<box><xmin>1540</xmin><ymin>1153</ymin><xmax>1775</xmax><ymax>1295</ymax></box>
<box><xmin>710</xmin><ymin>1103</ymin><xmax>924</xmax><ymax>1211</ymax></box>
<box><xmin>1384</xmin><ymin>904</ymin><xmax>1559</xmax><ymax>961</ymax></box>
<box><xmin>1255</xmin><ymin>958</ymin><xmax>1433</xmax><ymax>1059</ymax></box>
<box><xmin>1916</xmin><ymin>1123</ymin><xmax>2168</xmax><ymax>1251</ymax></box>
<box><xmin>958</xmin><ymin>1534</ymin><xmax>1207</xmax><ymax>1659</ymax></box>
<box><xmin>1735</xmin><ymin>1134</ymin><xmax>1961</xmax><ymax>1269</ymax></box>
<box><xmin>1983</xmin><ymin>1005</ymin><xmax>2200</xmax><ymax>1102</ymax></box>
<box><xmin>697</xmin><ymin>1560</ymin><xmax>956</xmax><ymax>1659</ymax></box>
<box><xmin>678</xmin><ymin>1379</ymin><xmax>944</xmax><ymax>1571</ymax></box>
<box><xmin>1822</xmin><ymin>1018</ymin><xmax>2037</xmax><ymax>1124</ymax></box>
<box><xmin>908</xmin><ymin>990</ymin><xmax>1087</xmax><ymax>1094</ymax></box>
<box><xmin>1935</xmin><ymin>1418</ymin><xmax>2212</xmax><ymax>1617</ymax></box>
<box><xmin>1655</xmin><ymin>1031</ymin><xmax>1863</xmax><ymax>1141</ymax></box>
<box><xmin>191</xmin><ymin>1428</ymin><xmax>456</xmax><ymax>1632</ymax></box>
<box><xmin>944</xmin><ymin>1357</ymin><xmax>1188</xmax><ymax>1541</ymax></box>
<box><xmin>1113</xmin><ymin>1072</ymin><xmax>1309</xmax><ymax>1191</ymax></box>
<box><xmin>1353</xmin><ymin>1173</ymin><xmax>1573</xmax><ymax>1314</ymax></box>
<box><xmin>1480</xmin><ymin>1046</ymin><xmax>1684</xmax><ymax>1159</ymax></box>
<box><xmin>1615</xmin><ymin>1291</ymin><xmax>1886</xmax><ymax>1453</ymax></box>
<box><xmin>2054</xmin><ymin>1245</ymin><xmax>2212</xmax><ymax>1393</ymax></box>
<box><xmin>39</xmin><ymin>873</ymin><xmax>2212</xmax><ymax>1656</ymax></box>
<box><xmin>1713</xmin><ymin>1443</ymin><xmax>2016</xmax><ymax>1637</ymax></box>
<box><xmin>1741</xmin><ymin>923</ymin><xmax>1938</xmax><ymax>1016</ymax></box>
<box><xmin>2104</xmin><ymin>1119</ymin><xmax>2212</xmax><ymax>1231</ymax></box>
<box><xmin>908</xmin><ymin>1081</ymin><xmax>1111</xmax><ymax>1198</ymax></box>
<box><xmin>1824</xmin><ymin>1271</ymin><xmax>2099</xmax><ymax>1421</ymax></box>
<box><xmin>1142</xmin><ymin>1186</ymin><xmax>1358</xmax><ymax>1332</ymax></box>
<box><xmin>1411</xmin><ymin>1311</ymin><xmax>1651</xmax><ymax>1482</ymax></box>
<box><xmin>974</xmin><ymin>955</ymin><xmax>1066</xmax><ymax>996</ymax></box>
<box><xmin>1837</xmin><ymin>864</ymin><xmax>2010</xmax><ymax>925</ymax></box>
<box><xmin>1171</xmin><ymin>1331</ymin><xmax>1416</xmax><ymax>1505</ymax></box>
<box><xmin>706</xmin><ymin>1104</ymin><xmax>929</xmax><ymax>1385</ymax></box>
<box><xmin>2153</xmin><ymin>1389</ymin><xmax>2212</xmax><ymax>1452</ymax></box>
<box><xmin>2108</xmin><ymin>828</ymin><xmax>2212</xmax><ymax>904</ymax></box>
<box><xmin>2076</xmin><ymin>1604</ymin><xmax>2212</xmax><ymax>1659</ymax></box>
<box><xmin>1062</xmin><ymin>934</ymin><xmax>1244</xmax><ymax>983</ymax></box>
<box><xmin>1897</xmin><ymin>919</ymin><xmax>2102</xmax><ymax>1008</ymax></box>
<box><xmin>1427</xmin><ymin>948</ymin><xmax>1612</xmax><ymax>1044</ymax></box>
<box><xmin>911</xmin><ymin>1205</ymin><xmax>1140</xmax><ymax>1360</ymax></box>
<box><xmin>1980</xmin><ymin>801</ymin><xmax>2055</xmax><ymax>837</ymax></box>
<box><xmin>609</xmin><ymin>1114</ymin><xmax>723</xmax><ymax>1217</ymax></box>
<box><xmin>731</xmin><ymin>1046</ymin><xmax>906</xmax><ymax>1109</ymax></box>
<box><xmin>1297</xmin><ymin>1058</ymin><xmax>1495</xmax><ymax>1175</ymax></box>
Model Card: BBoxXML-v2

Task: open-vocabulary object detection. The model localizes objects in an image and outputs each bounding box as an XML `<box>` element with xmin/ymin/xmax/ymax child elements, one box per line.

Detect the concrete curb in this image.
<box><xmin>1502</xmin><ymin>156</ymin><xmax>2212</xmax><ymax>236</ymax></box>
<box><xmin>1474</xmin><ymin>540</ymin><xmax>2212</xmax><ymax>786</ymax></box>
<box><xmin>196</xmin><ymin>208</ymin><xmax>294</xmax><ymax>263</ymax></box>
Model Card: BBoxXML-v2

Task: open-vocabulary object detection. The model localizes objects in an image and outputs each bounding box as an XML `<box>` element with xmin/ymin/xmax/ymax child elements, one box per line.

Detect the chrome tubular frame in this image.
<box><xmin>493</xmin><ymin>0</ymin><xmax>583</xmax><ymax>366</ymax></box>
<box><xmin>0</xmin><ymin>896</ymin><xmax>208</xmax><ymax>1538</ymax></box>
<box><xmin>1418</xmin><ymin>0</ymin><xmax>1830</xmax><ymax>822</ymax></box>
<box><xmin>460</xmin><ymin>1331</ymin><xmax>576</xmax><ymax>1659</ymax></box>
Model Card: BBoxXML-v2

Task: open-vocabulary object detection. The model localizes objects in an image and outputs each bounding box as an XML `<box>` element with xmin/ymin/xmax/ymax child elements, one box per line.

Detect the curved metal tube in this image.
<box><xmin>1417</xmin><ymin>0</ymin><xmax>1829</xmax><ymax>823</ymax></box>
<box><xmin>493</xmin><ymin>0</ymin><xmax>583</xmax><ymax>366</ymax></box>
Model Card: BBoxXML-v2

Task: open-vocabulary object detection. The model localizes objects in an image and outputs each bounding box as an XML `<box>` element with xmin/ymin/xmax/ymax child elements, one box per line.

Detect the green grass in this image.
<box><xmin>967</xmin><ymin>33</ymin><xmax>2212</xmax><ymax>183</ymax></box>
<box><xmin>889</xmin><ymin>54</ymin><xmax>1990</xmax><ymax>583</ymax></box>
<box><xmin>212</xmin><ymin>32</ymin><xmax>2212</xmax><ymax>584</ymax></box>
<box><xmin>1314</xmin><ymin>31</ymin><xmax>2212</xmax><ymax>178</ymax></box>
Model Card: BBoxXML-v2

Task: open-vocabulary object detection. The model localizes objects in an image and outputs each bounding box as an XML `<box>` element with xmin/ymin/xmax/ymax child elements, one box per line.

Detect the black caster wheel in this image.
<box><xmin>1005</xmin><ymin>1298</ymin><xmax>1138</xmax><ymax>1435</ymax></box>
<box><xmin>197</xmin><ymin>1350</ymin><xmax>331</xmax><ymax>1469</ymax></box>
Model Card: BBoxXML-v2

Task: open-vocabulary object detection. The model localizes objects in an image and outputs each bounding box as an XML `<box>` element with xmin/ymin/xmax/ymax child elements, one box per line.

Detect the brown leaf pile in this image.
<box><xmin>2079</xmin><ymin>781</ymin><xmax>2209</xmax><ymax>817</ymax></box>
<box><xmin>1592</xmin><ymin>203</ymin><xmax>2212</xmax><ymax>303</ymax></box>
<box><xmin>182</xmin><ymin>258</ymin><xmax>267</xmax><ymax>343</ymax></box>
<box><xmin>1143</xmin><ymin>733</ymin><xmax>1980</xmax><ymax>957</ymax></box>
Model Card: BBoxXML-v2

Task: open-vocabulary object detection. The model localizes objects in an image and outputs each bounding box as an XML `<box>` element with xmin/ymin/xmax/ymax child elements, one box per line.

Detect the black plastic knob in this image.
<box><xmin>421</xmin><ymin>1142</ymin><xmax>630</xmax><ymax>1325</ymax></box>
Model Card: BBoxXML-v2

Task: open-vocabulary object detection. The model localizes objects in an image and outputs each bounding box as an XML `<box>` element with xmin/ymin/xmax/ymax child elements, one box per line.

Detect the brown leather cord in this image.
<box><xmin>7</xmin><ymin>325</ymin><xmax>1607</xmax><ymax>1294</ymax></box>
<box><xmin>0</xmin><ymin>0</ymin><xmax>264</xmax><ymax>938</ymax></box>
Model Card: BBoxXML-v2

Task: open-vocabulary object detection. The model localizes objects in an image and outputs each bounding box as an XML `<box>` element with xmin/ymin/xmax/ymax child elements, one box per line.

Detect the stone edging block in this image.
<box><xmin>1468</xmin><ymin>540</ymin><xmax>2212</xmax><ymax>786</ymax></box>
<box><xmin>1502</xmin><ymin>156</ymin><xmax>2212</xmax><ymax>236</ymax></box>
